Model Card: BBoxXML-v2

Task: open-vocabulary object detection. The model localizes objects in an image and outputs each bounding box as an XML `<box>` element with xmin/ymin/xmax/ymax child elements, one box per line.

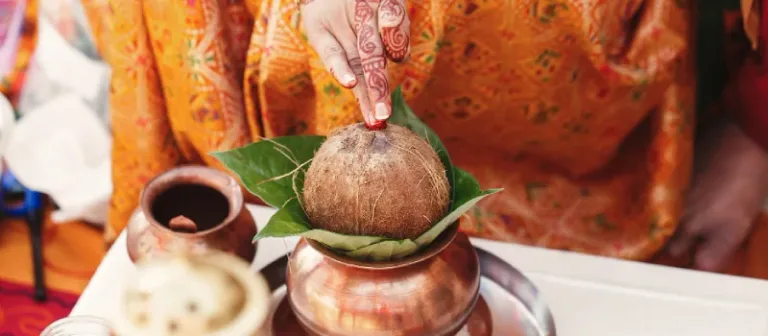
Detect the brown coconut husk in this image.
<box><xmin>303</xmin><ymin>123</ymin><xmax>450</xmax><ymax>240</ymax></box>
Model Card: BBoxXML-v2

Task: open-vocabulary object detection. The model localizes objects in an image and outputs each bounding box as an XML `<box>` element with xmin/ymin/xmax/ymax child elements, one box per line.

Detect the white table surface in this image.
<box><xmin>72</xmin><ymin>205</ymin><xmax>768</xmax><ymax>336</ymax></box>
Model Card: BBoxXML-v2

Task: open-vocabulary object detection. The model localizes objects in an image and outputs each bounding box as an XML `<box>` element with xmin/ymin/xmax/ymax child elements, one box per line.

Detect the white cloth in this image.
<box><xmin>4</xmin><ymin>13</ymin><xmax>111</xmax><ymax>224</ymax></box>
<box><xmin>0</xmin><ymin>94</ymin><xmax>16</xmax><ymax>172</ymax></box>
<box><xmin>5</xmin><ymin>93</ymin><xmax>111</xmax><ymax>223</ymax></box>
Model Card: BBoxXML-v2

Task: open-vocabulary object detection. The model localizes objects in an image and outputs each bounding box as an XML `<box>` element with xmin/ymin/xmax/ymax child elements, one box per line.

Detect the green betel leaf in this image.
<box><xmin>451</xmin><ymin>166</ymin><xmax>497</xmax><ymax>212</ymax></box>
<box><xmin>389</xmin><ymin>87</ymin><xmax>456</xmax><ymax>202</ymax></box>
<box><xmin>211</xmin><ymin>136</ymin><xmax>324</xmax><ymax>208</ymax></box>
<box><xmin>346</xmin><ymin>239</ymin><xmax>419</xmax><ymax>261</ymax></box>
<box><xmin>256</xmin><ymin>199</ymin><xmax>386</xmax><ymax>251</ymax></box>
<box><xmin>213</xmin><ymin>86</ymin><xmax>502</xmax><ymax>261</ymax></box>
<box><xmin>414</xmin><ymin>168</ymin><xmax>502</xmax><ymax>246</ymax></box>
<box><xmin>253</xmin><ymin>199</ymin><xmax>313</xmax><ymax>238</ymax></box>
<box><xmin>215</xmin><ymin>139</ymin><xmax>388</xmax><ymax>250</ymax></box>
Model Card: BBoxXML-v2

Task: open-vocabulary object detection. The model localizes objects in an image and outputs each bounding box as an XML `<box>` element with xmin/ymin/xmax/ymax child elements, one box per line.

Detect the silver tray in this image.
<box><xmin>258</xmin><ymin>247</ymin><xmax>556</xmax><ymax>336</ymax></box>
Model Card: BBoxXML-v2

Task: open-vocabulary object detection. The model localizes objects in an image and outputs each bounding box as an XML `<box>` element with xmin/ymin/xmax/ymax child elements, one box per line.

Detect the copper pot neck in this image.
<box><xmin>140</xmin><ymin>165</ymin><xmax>243</xmax><ymax>237</ymax></box>
<box><xmin>306</xmin><ymin>224</ymin><xmax>459</xmax><ymax>270</ymax></box>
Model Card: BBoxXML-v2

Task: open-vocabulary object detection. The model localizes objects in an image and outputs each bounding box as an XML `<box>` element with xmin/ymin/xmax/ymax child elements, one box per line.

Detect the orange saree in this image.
<box><xmin>83</xmin><ymin>0</ymin><xmax>694</xmax><ymax>261</ymax></box>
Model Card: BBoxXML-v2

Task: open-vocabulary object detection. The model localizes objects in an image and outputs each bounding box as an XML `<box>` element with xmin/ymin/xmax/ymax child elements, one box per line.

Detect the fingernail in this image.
<box><xmin>375</xmin><ymin>103</ymin><xmax>390</xmax><ymax>120</ymax></box>
<box><xmin>343</xmin><ymin>74</ymin><xmax>356</xmax><ymax>86</ymax></box>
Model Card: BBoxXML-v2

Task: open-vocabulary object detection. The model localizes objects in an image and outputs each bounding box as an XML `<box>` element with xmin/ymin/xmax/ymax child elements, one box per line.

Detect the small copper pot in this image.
<box><xmin>286</xmin><ymin>225</ymin><xmax>481</xmax><ymax>336</ymax></box>
<box><xmin>126</xmin><ymin>166</ymin><xmax>257</xmax><ymax>264</ymax></box>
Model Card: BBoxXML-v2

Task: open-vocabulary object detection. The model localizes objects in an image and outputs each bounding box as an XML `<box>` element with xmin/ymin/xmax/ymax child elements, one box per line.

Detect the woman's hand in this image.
<box><xmin>300</xmin><ymin>0</ymin><xmax>410</xmax><ymax>126</ymax></box>
<box><xmin>668</xmin><ymin>123</ymin><xmax>768</xmax><ymax>271</ymax></box>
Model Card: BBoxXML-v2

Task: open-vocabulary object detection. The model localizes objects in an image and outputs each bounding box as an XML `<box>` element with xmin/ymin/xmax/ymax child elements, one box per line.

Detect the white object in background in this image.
<box><xmin>32</xmin><ymin>18</ymin><xmax>109</xmax><ymax>105</ymax></box>
<box><xmin>39</xmin><ymin>0</ymin><xmax>99</xmax><ymax>58</ymax></box>
<box><xmin>15</xmin><ymin>11</ymin><xmax>110</xmax><ymax>126</ymax></box>
<box><xmin>0</xmin><ymin>93</ymin><xmax>16</xmax><ymax>176</ymax></box>
<box><xmin>71</xmin><ymin>205</ymin><xmax>768</xmax><ymax>336</ymax></box>
<box><xmin>0</xmin><ymin>0</ymin><xmax>26</xmax><ymax>79</ymax></box>
<box><xmin>5</xmin><ymin>93</ymin><xmax>111</xmax><ymax>224</ymax></box>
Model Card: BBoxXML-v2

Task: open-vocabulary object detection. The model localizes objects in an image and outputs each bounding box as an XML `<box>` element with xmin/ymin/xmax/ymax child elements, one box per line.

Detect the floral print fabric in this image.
<box><xmin>83</xmin><ymin>0</ymin><xmax>693</xmax><ymax>260</ymax></box>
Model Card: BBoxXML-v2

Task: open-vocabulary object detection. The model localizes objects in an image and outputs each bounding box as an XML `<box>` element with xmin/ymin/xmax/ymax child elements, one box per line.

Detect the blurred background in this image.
<box><xmin>1</xmin><ymin>0</ymin><xmax>109</xmax><ymax>334</ymax></box>
<box><xmin>4</xmin><ymin>1</ymin><xmax>768</xmax><ymax>335</ymax></box>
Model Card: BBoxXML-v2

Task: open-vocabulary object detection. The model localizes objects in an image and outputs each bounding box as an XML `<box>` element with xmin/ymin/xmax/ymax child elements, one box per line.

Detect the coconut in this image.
<box><xmin>302</xmin><ymin>123</ymin><xmax>450</xmax><ymax>240</ymax></box>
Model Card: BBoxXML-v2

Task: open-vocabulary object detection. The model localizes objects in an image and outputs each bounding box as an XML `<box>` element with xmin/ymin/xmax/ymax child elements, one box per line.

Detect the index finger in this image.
<box><xmin>354</xmin><ymin>0</ymin><xmax>391</xmax><ymax>123</ymax></box>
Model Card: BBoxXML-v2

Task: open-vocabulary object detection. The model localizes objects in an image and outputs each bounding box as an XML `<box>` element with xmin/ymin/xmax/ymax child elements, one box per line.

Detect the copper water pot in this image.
<box><xmin>126</xmin><ymin>166</ymin><xmax>257</xmax><ymax>264</ymax></box>
<box><xmin>286</xmin><ymin>225</ymin><xmax>481</xmax><ymax>336</ymax></box>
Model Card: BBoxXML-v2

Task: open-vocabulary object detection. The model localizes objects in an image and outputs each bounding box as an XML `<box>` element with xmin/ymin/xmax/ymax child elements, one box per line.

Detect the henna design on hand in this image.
<box><xmin>354</xmin><ymin>0</ymin><xmax>391</xmax><ymax>126</ymax></box>
<box><xmin>378</xmin><ymin>0</ymin><xmax>404</xmax><ymax>25</ymax></box>
<box><xmin>354</xmin><ymin>0</ymin><xmax>377</xmax><ymax>31</ymax></box>
<box><xmin>358</xmin><ymin>24</ymin><xmax>378</xmax><ymax>55</ymax></box>
<box><xmin>348</xmin><ymin>57</ymin><xmax>365</xmax><ymax>77</ymax></box>
<box><xmin>362</xmin><ymin>56</ymin><xmax>389</xmax><ymax>101</ymax></box>
<box><xmin>355</xmin><ymin>0</ymin><xmax>389</xmax><ymax>102</ymax></box>
<box><xmin>378</xmin><ymin>0</ymin><xmax>409</xmax><ymax>62</ymax></box>
<box><xmin>381</xmin><ymin>26</ymin><xmax>409</xmax><ymax>61</ymax></box>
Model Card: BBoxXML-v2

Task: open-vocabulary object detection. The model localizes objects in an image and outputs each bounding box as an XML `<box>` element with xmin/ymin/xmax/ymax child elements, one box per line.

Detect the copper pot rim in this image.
<box><xmin>305</xmin><ymin>223</ymin><xmax>459</xmax><ymax>270</ymax></box>
<box><xmin>139</xmin><ymin>165</ymin><xmax>244</xmax><ymax>238</ymax></box>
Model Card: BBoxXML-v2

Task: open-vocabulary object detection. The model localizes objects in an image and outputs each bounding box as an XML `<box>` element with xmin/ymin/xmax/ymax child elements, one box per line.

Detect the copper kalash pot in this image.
<box><xmin>286</xmin><ymin>224</ymin><xmax>481</xmax><ymax>336</ymax></box>
<box><xmin>126</xmin><ymin>166</ymin><xmax>257</xmax><ymax>263</ymax></box>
